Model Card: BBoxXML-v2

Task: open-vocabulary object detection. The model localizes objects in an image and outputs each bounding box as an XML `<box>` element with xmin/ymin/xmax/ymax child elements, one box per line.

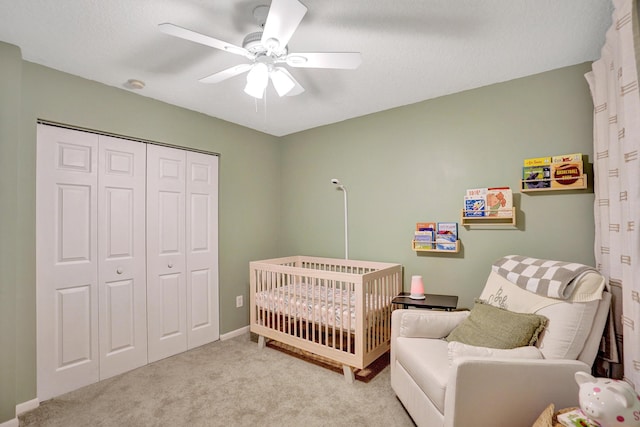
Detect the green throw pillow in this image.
<box><xmin>446</xmin><ymin>300</ymin><xmax>547</xmax><ymax>349</ymax></box>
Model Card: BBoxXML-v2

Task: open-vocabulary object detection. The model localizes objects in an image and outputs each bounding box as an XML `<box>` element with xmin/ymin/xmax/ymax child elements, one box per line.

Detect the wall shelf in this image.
<box><xmin>521</xmin><ymin>174</ymin><xmax>587</xmax><ymax>192</ymax></box>
<box><xmin>412</xmin><ymin>239</ymin><xmax>460</xmax><ymax>253</ymax></box>
<box><xmin>461</xmin><ymin>208</ymin><xmax>516</xmax><ymax>226</ymax></box>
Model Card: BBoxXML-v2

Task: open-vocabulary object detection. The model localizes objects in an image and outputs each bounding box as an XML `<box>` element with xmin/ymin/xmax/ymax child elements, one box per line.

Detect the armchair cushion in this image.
<box><xmin>446</xmin><ymin>300</ymin><xmax>547</xmax><ymax>349</ymax></box>
<box><xmin>447</xmin><ymin>341</ymin><xmax>544</xmax><ymax>364</ymax></box>
<box><xmin>479</xmin><ymin>271</ymin><xmax>601</xmax><ymax>359</ymax></box>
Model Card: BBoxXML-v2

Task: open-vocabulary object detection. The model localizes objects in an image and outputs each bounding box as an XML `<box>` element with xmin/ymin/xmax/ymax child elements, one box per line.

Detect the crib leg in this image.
<box><xmin>258</xmin><ymin>335</ymin><xmax>266</xmax><ymax>349</ymax></box>
<box><xmin>342</xmin><ymin>365</ymin><xmax>354</xmax><ymax>384</ymax></box>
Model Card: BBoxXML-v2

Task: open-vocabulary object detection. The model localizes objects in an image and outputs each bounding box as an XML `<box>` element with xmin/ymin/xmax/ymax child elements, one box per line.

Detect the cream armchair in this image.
<box><xmin>390</xmin><ymin>265</ymin><xmax>611</xmax><ymax>427</ymax></box>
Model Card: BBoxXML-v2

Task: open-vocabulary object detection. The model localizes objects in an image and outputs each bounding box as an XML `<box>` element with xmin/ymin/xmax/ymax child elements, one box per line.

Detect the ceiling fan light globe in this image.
<box><xmin>244</xmin><ymin>63</ymin><xmax>269</xmax><ymax>98</ymax></box>
<box><xmin>244</xmin><ymin>81</ymin><xmax>265</xmax><ymax>99</ymax></box>
<box><xmin>270</xmin><ymin>68</ymin><xmax>295</xmax><ymax>96</ymax></box>
<box><xmin>246</xmin><ymin>63</ymin><xmax>269</xmax><ymax>84</ymax></box>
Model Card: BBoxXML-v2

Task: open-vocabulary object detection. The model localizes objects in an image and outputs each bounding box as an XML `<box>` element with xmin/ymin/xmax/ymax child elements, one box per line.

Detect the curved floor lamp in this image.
<box><xmin>331</xmin><ymin>179</ymin><xmax>348</xmax><ymax>259</ymax></box>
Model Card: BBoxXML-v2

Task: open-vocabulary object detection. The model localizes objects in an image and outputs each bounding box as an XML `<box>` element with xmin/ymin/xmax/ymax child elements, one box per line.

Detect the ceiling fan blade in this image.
<box><xmin>199</xmin><ymin>64</ymin><xmax>252</xmax><ymax>84</ymax></box>
<box><xmin>158</xmin><ymin>23</ymin><xmax>251</xmax><ymax>58</ymax></box>
<box><xmin>261</xmin><ymin>0</ymin><xmax>307</xmax><ymax>51</ymax></box>
<box><xmin>273</xmin><ymin>68</ymin><xmax>304</xmax><ymax>97</ymax></box>
<box><xmin>285</xmin><ymin>52</ymin><xmax>362</xmax><ymax>69</ymax></box>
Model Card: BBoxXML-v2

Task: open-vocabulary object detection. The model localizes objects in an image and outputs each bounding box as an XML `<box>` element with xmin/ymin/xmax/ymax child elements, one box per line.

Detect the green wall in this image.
<box><xmin>0</xmin><ymin>42</ymin><xmax>21</xmax><ymax>424</ymax></box>
<box><xmin>279</xmin><ymin>63</ymin><xmax>595</xmax><ymax>310</ymax></box>
<box><xmin>0</xmin><ymin>37</ymin><xmax>596</xmax><ymax>424</ymax></box>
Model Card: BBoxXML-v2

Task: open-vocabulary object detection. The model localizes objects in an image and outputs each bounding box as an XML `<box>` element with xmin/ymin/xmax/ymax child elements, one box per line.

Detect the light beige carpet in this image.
<box><xmin>19</xmin><ymin>333</ymin><xmax>415</xmax><ymax>427</ymax></box>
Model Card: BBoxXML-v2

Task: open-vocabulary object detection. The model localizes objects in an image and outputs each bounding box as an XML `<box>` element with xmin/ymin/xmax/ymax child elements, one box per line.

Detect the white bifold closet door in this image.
<box><xmin>36</xmin><ymin>125</ymin><xmax>147</xmax><ymax>401</ymax></box>
<box><xmin>146</xmin><ymin>145</ymin><xmax>219</xmax><ymax>363</ymax></box>
<box><xmin>97</xmin><ymin>135</ymin><xmax>148</xmax><ymax>379</ymax></box>
<box><xmin>37</xmin><ymin>125</ymin><xmax>219</xmax><ymax>401</ymax></box>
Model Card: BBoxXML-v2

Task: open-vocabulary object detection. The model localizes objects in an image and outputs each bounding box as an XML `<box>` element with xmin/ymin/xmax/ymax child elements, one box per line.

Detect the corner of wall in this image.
<box><xmin>0</xmin><ymin>40</ymin><xmax>22</xmax><ymax>424</ymax></box>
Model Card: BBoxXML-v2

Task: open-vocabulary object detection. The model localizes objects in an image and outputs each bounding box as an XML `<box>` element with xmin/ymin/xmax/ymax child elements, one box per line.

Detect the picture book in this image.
<box><xmin>485</xmin><ymin>187</ymin><xmax>513</xmax><ymax>217</ymax></box>
<box><xmin>437</xmin><ymin>222</ymin><xmax>458</xmax><ymax>238</ymax></box>
<box><xmin>436</xmin><ymin>232</ymin><xmax>456</xmax><ymax>251</ymax></box>
<box><xmin>523</xmin><ymin>156</ymin><xmax>551</xmax><ymax>167</ymax></box>
<box><xmin>464</xmin><ymin>188</ymin><xmax>488</xmax><ymax>217</ymax></box>
<box><xmin>465</xmin><ymin>188</ymin><xmax>488</xmax><ymax>198</ymax></box>
<box><xmin>413</xmin><ymin>241</ymin><xmax>435</xmax><ymax>250</ymax></box>
<box><xmin>464</xmin><ymin>196</ymin><xmax>485</xmax><ymax>217</ymax></box>
<box><xmin>522</xmin><ymin>166</ymin><xmax>551</xmax><ymax>189</ymax></box>
<box><xmin>551</xmin><ymin>161</ymin><xmax>584</xmax><ymax>188</ymax></box>
<box><xmin>416</xmin><ymin>222</ymin><xmax>436</xmax><ymax>232</ymax></box>
<box><xmin>552</xmin><ymin>153</ymin><xmax>583</xmax><ymax>163</ymax></box>
<box><xmin>414</xmin><ymin>230</ymin><xmax>434</xmax><ymax>249</ymax></box>
<box><xmin>414</xmin><ymin>230</ymin><xmax>434</xmax><ymax>242</ymax></box>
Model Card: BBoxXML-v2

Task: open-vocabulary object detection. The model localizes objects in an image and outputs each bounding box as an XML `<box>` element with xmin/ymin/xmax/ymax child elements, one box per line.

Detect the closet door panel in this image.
<box><xmin>37</xmin><ymin>125</ymin><xmax>99</xmax><ymax>401</ymax></box>
<box><xmin>56</xmin><ymin>285</ymin><xmax>92</xmax><ymax>366</ymax></box>
<box><xmin>98</xmin><ymin>136</ymin><xmax>147</xmax><ymax>379</ymax></box>
<box><xmin>160</xmin><ymin>273</ymin><xmax>182</xmax><ymax>335</ymax></box>
<box><xmin>147</xmin><ymin>145</ymin><xmax>187</xmax><ymax>362</ymax></box>
<box><xmin>186</xmin><ymin>152</ymin><xmax>219</xmax><ymax>348</ymax></box>
<box><xmin>190</xmin><ymin>269</ymin><xmax>211</xmax><ymax>329</ymax></box>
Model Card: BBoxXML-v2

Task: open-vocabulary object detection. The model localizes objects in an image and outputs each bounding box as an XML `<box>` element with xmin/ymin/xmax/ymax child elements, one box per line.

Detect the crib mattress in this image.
<box><xmin>254</xmin><ymin>282</ymin><xmax>383</xmax><ymax>331</ymax></box>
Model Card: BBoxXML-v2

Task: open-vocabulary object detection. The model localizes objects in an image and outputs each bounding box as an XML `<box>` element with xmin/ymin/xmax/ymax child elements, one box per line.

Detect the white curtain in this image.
<box><xmin>585</xmin><ymin>0</ymin><xmax>640</xmax><ymax>385</ymax></box>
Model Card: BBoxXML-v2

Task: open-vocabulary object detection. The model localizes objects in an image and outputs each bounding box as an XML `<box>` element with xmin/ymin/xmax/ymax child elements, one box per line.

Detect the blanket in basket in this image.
<box><xmin>491</xmin><ymin>255</ymin><xmax>598</xmax><ymax>300</ymax></box>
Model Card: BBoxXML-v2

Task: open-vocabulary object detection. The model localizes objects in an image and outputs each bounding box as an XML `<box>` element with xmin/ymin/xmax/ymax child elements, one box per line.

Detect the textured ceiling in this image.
<box><xmin>0</xmin><ymin>0</ymin><xmax>613</xmax><ymax>136</ymax></box>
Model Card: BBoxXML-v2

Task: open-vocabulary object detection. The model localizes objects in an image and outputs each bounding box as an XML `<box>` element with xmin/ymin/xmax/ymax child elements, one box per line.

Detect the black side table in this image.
<box><xmin>392</xmin><ymin>292</ymin><xmax>458</xmax><ymax>311</ymax></box>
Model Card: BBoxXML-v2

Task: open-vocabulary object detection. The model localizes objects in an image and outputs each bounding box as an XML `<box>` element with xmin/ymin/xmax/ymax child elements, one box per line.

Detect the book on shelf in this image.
<box><xmin>465</xmin><ymin>188</ymin><xmax>488</xmax><ymax>198</ymax></box>
<box><xmin>437</xmin><ymin>222</ymin><xmax>458</xmax><ymax>238</ymax></box>
<box><xmin>413</xmin><ymin>242</ymin><xmax>435</xmax><ymax>250</ymax></box>
<box><xmin>414</xmin><ymin>230</ymin><xmax>434</xmax><ymax>240</ymax></box>
<box><xmin>436</xmin><ymin>221</ymin><xmax>457</xmax><ymax>251</ymax></box>
<box><xmin>416</xmin><ymin>222</ymin><xmax>436</xmax><ymax>232</ymax></box>
<box><xmin>413</xmin><ymin>230</ymin><xmax>434</xmax><ymax>249</ymax></box>
<box><xmin>435</xmin><ymin>232</ymin><xmax>456</xmax><ymax>251</ymax></box>
<box><xmin>522</xmin><ymin>165</ymin><xmax>551</xmax><ymax>189</ymax></box>
<box><xmin>523</xmin><ymin>156</ymin><xmax>551</xmax><ymax>167</ymax></box>
<box><xmin>464</xmin><ymin>197</ymin><xmax>485</xmax><ymax>217</ymax></box>
<box><xmin>551</xmin><ymin>153</ymin><xmax>584</xmax><ymax>188</ymax></box>
<box><xmin>552</xmin><ymin>152</ymin><xmax>582</xmax><ymax>163</ymax></box>
<box><xmin>485</xmin><ymin>187</ymin><xmax>512</xmax><ymax>217</ymax></box>
<box><xmin>464</xmin><ymin>188</ymin><xmax>488</xmax><ymax>217</ymax></box>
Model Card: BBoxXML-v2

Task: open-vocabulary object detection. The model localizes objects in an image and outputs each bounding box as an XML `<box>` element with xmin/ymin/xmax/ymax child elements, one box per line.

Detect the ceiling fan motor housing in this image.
<box><xmin>242</xmin><ymin>31</ymin><xmax>287</xmax><ymax>57</ymax></box>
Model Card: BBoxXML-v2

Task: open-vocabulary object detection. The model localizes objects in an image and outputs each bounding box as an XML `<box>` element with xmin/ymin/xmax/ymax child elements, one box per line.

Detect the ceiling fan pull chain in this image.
<box><xmin>263</xmin><ymin>90</ymin><xmax>268</xmax><ymax>124</ymax></box>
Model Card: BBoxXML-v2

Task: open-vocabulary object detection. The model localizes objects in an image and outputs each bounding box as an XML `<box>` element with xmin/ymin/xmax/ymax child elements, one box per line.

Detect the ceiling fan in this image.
<box><xmin>159</xmin><ymin>0</ymin><xmax>362</xmax><ymax>99</ymax></box>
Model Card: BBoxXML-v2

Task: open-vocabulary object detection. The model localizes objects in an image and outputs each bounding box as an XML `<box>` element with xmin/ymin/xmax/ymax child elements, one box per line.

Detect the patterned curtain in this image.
<box><xmin>585</xmin><ymin>0</ymin><xmax>640</xmax><ymax>385</ymax></box>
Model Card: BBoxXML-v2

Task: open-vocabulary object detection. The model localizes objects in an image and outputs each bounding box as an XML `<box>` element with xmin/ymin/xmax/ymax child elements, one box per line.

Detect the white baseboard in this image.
<box><xmin>16</xmin><ymin>398</ymin><xmax>39</xmax><ymax>415</ymax></box>
<box><xmin>220</xmin><ymin>325</ymin><xmax>249</xmax><ymax>341</ymax></box>
<box><xmin>0</xmin><ymin>417</ymin><xmax>18</xmax><ymax>427</ymax></box>
<box><xmin>0</xmin><ymin>397</ymin><xmax>39</xmax><ymax>427</ymax></box>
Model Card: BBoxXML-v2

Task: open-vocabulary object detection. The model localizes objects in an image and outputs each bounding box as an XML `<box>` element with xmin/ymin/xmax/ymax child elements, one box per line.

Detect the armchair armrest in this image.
<box><xmin>444</xmin><ymin>358</ymin><xmax>589</xmax><ymax>427</ymax></box>
<box><xmin>391</xmin><ymin>309</ymin><xmax>469</xmax><ymax>340</ymax></box>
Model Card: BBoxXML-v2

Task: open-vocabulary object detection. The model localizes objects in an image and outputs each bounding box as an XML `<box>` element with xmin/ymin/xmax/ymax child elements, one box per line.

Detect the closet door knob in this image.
<box><xmin>116</xmin><ymin>267</ymin><xmax>123</xmax><ymax>275</ymax></box>
<box><xmin>168</xmin><ymin>263</ymin><xmax>174</xmax><ymax>269</ymax></box>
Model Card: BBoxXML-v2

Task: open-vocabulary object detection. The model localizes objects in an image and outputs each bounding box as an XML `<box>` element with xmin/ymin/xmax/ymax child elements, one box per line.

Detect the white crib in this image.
<box><xmin>250</xmin><ymin>256</ymin><xmax>402</xmax><ymax>382</ymax></box>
